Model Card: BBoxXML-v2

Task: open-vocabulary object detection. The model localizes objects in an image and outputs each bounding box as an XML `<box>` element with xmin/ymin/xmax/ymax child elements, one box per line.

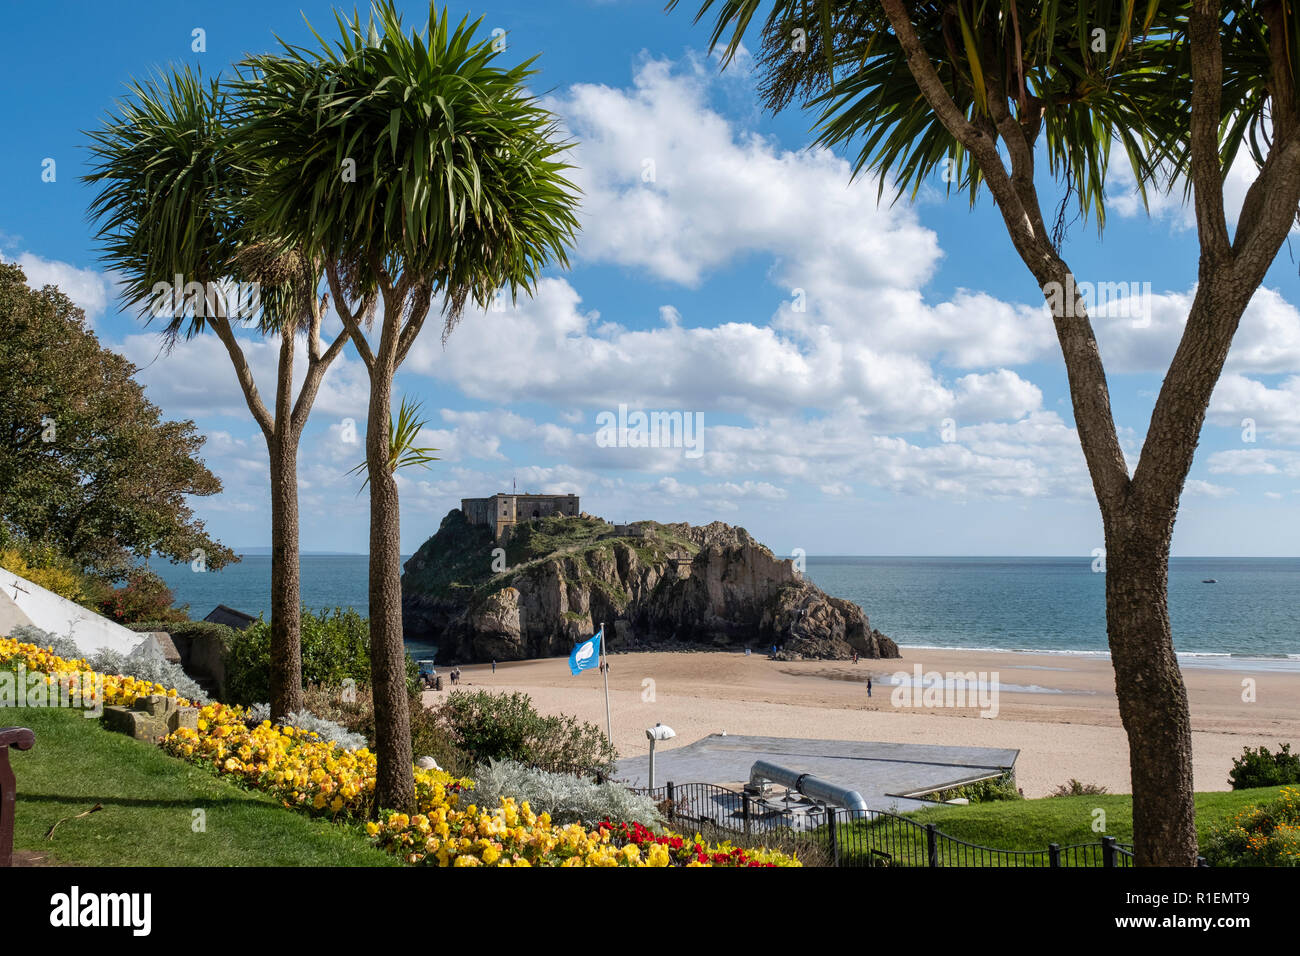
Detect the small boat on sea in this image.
<box><xmin>1202</xmin><ymin>578</ymin><xmax>1218</xmax><ymax>584</ymax></box>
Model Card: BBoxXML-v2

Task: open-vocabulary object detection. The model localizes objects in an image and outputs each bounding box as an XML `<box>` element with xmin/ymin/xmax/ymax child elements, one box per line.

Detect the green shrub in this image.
<box><xmin>927</xmin><ymin>772</ymin><xmax>1022</xmax><ymax>804</ymax></box>
<box><xmin>432</xmin><ymin>689</ymin><xmax>618</xmax><ymax>778</ymax></box>
<box><xmin>221</xmin><ymin>622</ymin><xmax>271</xmax><ymax>706</ymax></box>
<box><xmin>221</xmin><ymin>607</ymin><xmax>412</xmax><ymax>706</ymax></box>
<box><xmin>1050</xmin><ymin>779</ymin><xmax>1109</xmax><ymax>797</ymax></box>
<box><xmin>1204</xmin><ymin>786</ymin><xmax>1300</xmax><ymax>866</ymax></box>
<box><xmin>127</xmin><ymin>620</ymin><xmax>238</xmax><ymax>645</ymax></box>
<box><xmin>1229</xmin><ymin>743</ymin><xmax>1300</xmax><ymax>790</ymax></box>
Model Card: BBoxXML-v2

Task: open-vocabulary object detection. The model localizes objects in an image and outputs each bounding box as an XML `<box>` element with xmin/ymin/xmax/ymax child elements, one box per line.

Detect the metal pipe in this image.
<box><xmin>749</xmin><ymin>759</ymin><xmax>869</xmax><ymax>812</ymax></box>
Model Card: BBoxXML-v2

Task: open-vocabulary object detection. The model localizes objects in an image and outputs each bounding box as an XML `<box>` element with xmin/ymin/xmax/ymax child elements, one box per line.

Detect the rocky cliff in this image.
<box><xmin>401</xmin><ymin>510</ymin><xmax>899</xmax><ymax>664</ymax></box>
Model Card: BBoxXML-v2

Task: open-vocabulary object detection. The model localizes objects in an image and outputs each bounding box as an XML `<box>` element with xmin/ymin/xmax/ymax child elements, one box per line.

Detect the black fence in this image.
<box><xmin>630</xmin><ymin>781</ymin><xmax>1199</xmax><ymax>868</ymax></box>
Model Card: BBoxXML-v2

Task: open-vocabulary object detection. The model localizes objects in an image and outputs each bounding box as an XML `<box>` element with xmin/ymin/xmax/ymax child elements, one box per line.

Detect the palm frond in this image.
<box><xmin>347</xmin><ymin>396</ymin><xmax>440</xmax><ymax>489</ymax></box>
<box><xmin>232</xmin><ymin>0</ymin><xmax>581</xmax><ymax>326</ymax></box>
<box><xmin>676</xmin><ymin>1</ymin><xmax>1291</xmax><ymax>230</ymax></box>
<box><xmin>83</xmin><ymin>66</ymin><xmax>316</xmax><ymax>340</ymax></box>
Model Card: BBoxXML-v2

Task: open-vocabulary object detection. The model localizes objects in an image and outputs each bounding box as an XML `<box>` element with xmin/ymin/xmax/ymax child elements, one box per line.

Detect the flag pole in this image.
<box><xmin>600</xmin><ymin>620</ymin><xmax>612</xmax><ymax>745</ymax></box>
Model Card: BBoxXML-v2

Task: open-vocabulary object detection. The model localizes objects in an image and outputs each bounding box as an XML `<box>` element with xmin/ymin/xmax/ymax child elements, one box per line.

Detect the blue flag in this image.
<box><xmin>569</xmin><ymin>629</ymin><xmax>603</xmax><ymax>676</ymax></box>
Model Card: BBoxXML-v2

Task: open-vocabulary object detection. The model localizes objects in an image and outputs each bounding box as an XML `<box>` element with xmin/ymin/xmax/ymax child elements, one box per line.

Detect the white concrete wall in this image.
<box><xmin>0</xmin><ymin>567</ymin><xmax>145</xmax><ymax>657</ymax></box>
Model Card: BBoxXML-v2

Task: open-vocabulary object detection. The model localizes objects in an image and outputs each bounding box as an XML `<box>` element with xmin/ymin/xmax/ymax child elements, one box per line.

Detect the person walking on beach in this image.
<box><xmin>866</xmin><ymin>676</ymin><xmax>872</xmax><ymax>698</ymax></box>
<box><xmin>491</xmin><ymin>659</ymin><xmax>496</xmax><ymax>674</ymax></box>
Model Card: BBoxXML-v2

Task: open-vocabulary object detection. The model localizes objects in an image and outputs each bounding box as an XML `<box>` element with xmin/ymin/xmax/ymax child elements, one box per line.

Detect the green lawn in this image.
<box><xmin>830</xmin><ymin>788</ymin><xmax>1286</xmax><ymax>866</ymax></box>
<box><xmin>1</xmin><ymin>707</ymin><xmax>400</xmax><ymax>866</ymax></box>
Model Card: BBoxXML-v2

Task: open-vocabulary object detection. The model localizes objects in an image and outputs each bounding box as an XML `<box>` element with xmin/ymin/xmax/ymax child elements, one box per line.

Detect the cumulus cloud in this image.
<box><xmin>550</xmin><ymin>57</ymin><xmax>941</xmax><ymax>290</ymax></box>
<box><xmin>1208</xmin><ymin>374</ymin><xmax>1300</xmax><ymax>445</ymax></box>
<box><xmin>16</xmin><ymin>252</ymin><xmax>110</xmax><ymax>321</ymax></box>
<box><xmin>1184</xmin><ymin>479</ymin><xmax>1237</xmax><ymax>498</ymax></box>
<box><xmin>408</xmin><ymin>277</ymin><xmax>1047</xmax><ymax>433</ymax></box>
<box><xmin>1206</xmin><ymin>449</ymin><xmax>1300</xmax><ymax>477</ymax></box>
<box><xmin>1104</xmin><ymin>139</ymin><xmax>1294</xmax><ymax>235</ymax></box>
<box><xmin>117</xmin><ymin>324</ymin><xmax>371</xmax><ymax>423</ymax></box>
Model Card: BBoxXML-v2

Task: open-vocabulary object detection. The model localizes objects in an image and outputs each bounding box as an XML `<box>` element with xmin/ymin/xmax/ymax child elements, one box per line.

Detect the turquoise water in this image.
<box><xmin>803</xmin><ymin>556</ymin><xmax>1300</xmax><ymax>660</ymax></box>
<box><xmin>152</xmin><ymin>554</ymin><xmax>1300</xmax><ymax>661</ymax></box>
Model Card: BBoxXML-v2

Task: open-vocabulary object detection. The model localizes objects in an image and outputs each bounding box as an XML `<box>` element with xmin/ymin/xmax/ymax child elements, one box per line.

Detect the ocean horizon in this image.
<box><xmin>149</xmin><ymin>553</ymin><xmax>1300</xmax><ymax>665</ymax></box>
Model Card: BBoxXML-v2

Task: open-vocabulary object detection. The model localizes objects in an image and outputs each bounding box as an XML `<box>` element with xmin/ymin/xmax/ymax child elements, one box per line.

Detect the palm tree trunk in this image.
<box><xmin>1104</xmin><ymin>518</ymin><xmax>1197</xmax><ymax>866</ymax></box>
<box><xmin>268</xmin><ymin>433</ymin><xmax>303</xmax><ymax>720</ymax></box>
<box><xmin>366</xmin><ymin>371</ymin><xmax>415</xmax><ymax>813</ymax></box>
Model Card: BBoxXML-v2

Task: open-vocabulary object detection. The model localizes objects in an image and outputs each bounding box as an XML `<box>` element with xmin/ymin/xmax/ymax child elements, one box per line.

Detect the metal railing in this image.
<box><xmin>631</xmin><ymin>781</ymin><xmax>1200</xmax><ymax>868</ymax></box>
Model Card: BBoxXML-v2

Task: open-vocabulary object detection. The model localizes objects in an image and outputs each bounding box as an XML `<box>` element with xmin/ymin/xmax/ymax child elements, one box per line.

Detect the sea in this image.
<box><xmin>151</xmin><ymin>554</ymin><xmax>1300</xmax><ymax>668</ymax></box>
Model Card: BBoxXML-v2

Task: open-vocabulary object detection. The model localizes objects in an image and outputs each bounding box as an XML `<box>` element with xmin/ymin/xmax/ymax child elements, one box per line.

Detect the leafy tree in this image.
<box><xmin>0</xmin><ymin>261</ymin><xmax>233</xmax><ymax>578</ymax></box>
<box><xmin>235</xmin><ymin>2</ymin><xmax>580</xmax><ymax>810</ymax></box>
<box><xmin>676</xmin><ymin>0</ymin><xmax>1300</xmax><ymax>864</ymax></box>
<box><xmin>85</xmin><ymin>67</ymin><xmax>350</xmax><ymax>720</ymax></box>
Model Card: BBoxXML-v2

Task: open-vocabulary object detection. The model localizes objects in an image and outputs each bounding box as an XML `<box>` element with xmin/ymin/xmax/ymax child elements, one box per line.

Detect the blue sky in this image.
<box><xmin>3</xmin><ymin>1</ymin><xmax>1299</xmax><ymax>557</ymax></box>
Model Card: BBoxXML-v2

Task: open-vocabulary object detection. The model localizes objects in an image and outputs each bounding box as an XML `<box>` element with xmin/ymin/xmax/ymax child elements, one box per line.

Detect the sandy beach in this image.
<box><xmin>423</xmin><ymin>647</ymin><xmax>1300</xmax><ymax>797</ymax></box>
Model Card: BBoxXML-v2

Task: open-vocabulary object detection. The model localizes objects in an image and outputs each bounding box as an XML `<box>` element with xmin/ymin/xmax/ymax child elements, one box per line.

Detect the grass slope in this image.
<box><xmin>2</xmin><ymin>707</ymin><xmax>398</xmax><ymax>866</ymax></box>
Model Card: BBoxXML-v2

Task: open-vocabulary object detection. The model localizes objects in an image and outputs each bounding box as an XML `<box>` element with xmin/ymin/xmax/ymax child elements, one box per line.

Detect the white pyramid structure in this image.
<box><xmin>0</xmin><ymin>566</ymin><xmax>145</xmax><ymax>657</ymax></box>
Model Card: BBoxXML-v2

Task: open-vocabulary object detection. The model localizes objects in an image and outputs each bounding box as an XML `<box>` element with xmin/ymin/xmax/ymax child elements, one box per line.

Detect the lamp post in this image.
<box><xmin>645</xmin><ymin>723</ymin><xmax>676</xmax><ymax>789</ymax></box>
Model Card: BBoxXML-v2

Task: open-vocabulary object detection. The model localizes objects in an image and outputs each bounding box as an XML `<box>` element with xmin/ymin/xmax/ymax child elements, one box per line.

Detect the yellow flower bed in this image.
<box><xmin>0</xmin><ymin>636</ymin><xmax>187</xmax><ymax>709</ymax></box>
<box><xmin>2</xmin><ymin>634</ymin><xmax>800</xmax><ymax>867</ymax></box>
<box><xmin>162</xmin><ymin>701</ymin><xmax>471</xmax><ymax>818</ymax></box>
<box><xmin>365</xmin><ymin>802</ymin><xmax>801</xmax><ymax>867</ymax></box>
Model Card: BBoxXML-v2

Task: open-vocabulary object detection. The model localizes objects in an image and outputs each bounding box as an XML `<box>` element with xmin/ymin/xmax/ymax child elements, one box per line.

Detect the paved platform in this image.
<box><xmin>616</xmin><ymin>734</ymin><xmax>1020</xmax><ymax>813</ymax></box>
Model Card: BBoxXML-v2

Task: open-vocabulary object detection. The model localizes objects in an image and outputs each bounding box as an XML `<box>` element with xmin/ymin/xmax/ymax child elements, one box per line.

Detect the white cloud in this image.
<box><xmin>409</xmin><ymin>277</ymin><xmax>1046</xmax><ymax>432</ymax></box>
<box><xmin>550</xmin><ymin>57</ymin><xmax>942</xmax><ymax>291</ymax></box>
<box><xmin>1208</xmin><ymin>373</ymin><xmax>1300</xmax><ymax>444</ymax></box>
<box><xmin>1091</xmin><ymin>286</ymin><xmax>1300</xmax><ymax>377</ymax></box>
<box><xmin>118</xmin><ymin>324</ymin><xmax>371</xmax><ymax>423</ymax></box>
<box><xmin>1185</xmin><ymin>479</ymin><xmax>1237</xmax><ymax>498</ymax></box>
<box><xmin>1105</xmin><ymin>139</ymin><xmax>1294</xmax><ymax>235</ymax></box>
<box><xmin>16</xmin><ymin>253</ymin><xmax>110</xmax><ymax>321</ymax></box>
<box><xmin>1206</xmin><ymin>449</ymin><xmax>1300</xmax><ymax>477</ymax></box>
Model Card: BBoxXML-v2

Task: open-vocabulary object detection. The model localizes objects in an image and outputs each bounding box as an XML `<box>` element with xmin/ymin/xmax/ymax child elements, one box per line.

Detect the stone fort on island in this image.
<box><xmin>461</xmin><ymin>492</ymin><xmax>580</xmax><ymax>540</ymax></box>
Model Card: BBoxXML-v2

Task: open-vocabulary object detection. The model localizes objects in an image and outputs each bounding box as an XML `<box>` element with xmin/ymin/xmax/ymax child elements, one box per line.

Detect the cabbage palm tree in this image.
<box><xmin>676</xmin><ymin>0</ymin><xmax>1300</xmax><ymax>864</ymax></box>
<box><xmin>236</xmin><ymin>2</ymin><xmax>579</xmax><ymax>810</ymax></box>
<box><xmin>85</xmin><ymin>67</ymin><xmax>351</xmax><ymax>721</ymax></box>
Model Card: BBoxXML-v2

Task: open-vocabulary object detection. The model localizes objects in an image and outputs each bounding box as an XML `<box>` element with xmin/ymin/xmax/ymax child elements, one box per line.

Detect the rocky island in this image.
<box><xmin>401</xmin><ymin>507</ymin><xmax>899</xmax><ymax>664</ymax></box>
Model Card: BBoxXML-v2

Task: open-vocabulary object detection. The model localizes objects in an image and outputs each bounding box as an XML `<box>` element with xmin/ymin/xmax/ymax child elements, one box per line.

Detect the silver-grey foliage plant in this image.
<box><xmin>245</xmin><ymin>702</ymin><xmax>368</xmax><ymax>751</ymax></box>
<box><xmin>88</xmin><ymin>646</ymin><xmax>209</xmax><ymax>705</ymax></box>
<box><xmin>9</xmin><ymin>625</ymin><xmax>83</xmax><ymax>662</ymax></box>
<box><xmin>471</xmin><ymin>758</ymin><xmax>663</xmax><ymax>828</ymax></box>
